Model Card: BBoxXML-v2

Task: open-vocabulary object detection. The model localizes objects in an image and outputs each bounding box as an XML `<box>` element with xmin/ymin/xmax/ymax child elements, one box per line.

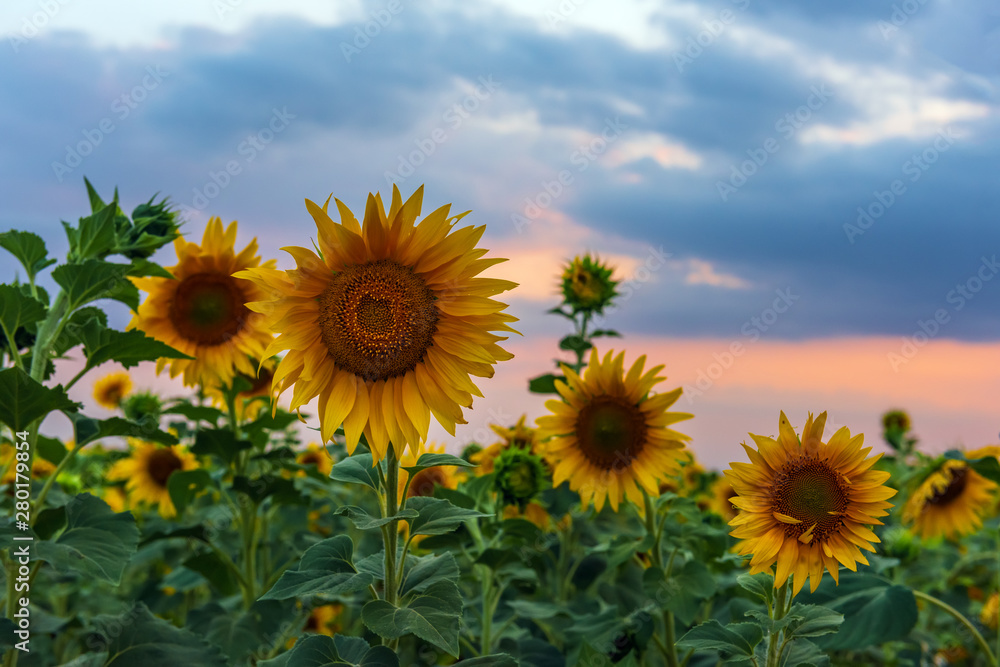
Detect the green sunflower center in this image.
<box><xmin>772</xmin><ymin>456</ymin><xmax>848</xmax><ymax>540</ymax></box>
<box><xmin>574</xmin><ymin>396</ymin><xmax>648</xmax><ymax>469</ymax></box>
<box><xmin>408</xmin><ymin>468</ymin><xmax>447</xmax><ymax>498</ymax></box>
<box><xmin>318</xmin><ymin>259</ymin><xmax>439</xmax><ymax>383</ymax></box>
<box><xmin>169</xmin><ymin>273</ymin><xmax>249</xmax><ymax>346</ymax></box>
<box><xmin>928</xmin><ymin>465</ymin><xmax>968</xmax><ymax>506</ymax></box>
<box><xmin>147</xmin><ymin>448</ymin><xmax>183</xmax><ymax>488</ymax></box>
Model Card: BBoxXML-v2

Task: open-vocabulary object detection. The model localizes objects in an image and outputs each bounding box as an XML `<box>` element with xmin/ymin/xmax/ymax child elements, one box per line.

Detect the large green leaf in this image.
<box><xmin>0</xmin><ymin>367</ymin><xmax>77</xmax><ymax>434</ymax></box>
<box><xmin>329</xmin><ymin>453</ymin><xmax>381</xmax><ymax>490</ymax></box>
<box><xmin>779</xmin><ymin>638</ymin><xmax>829</xmax><ymax>667</ymax></box>
<box><xmin>0</xmin><ymin>285</ymin><xmax>46</xmax><ymax>349</ymax></box>
<box><xmin>333</xmin><ymin>505</ymin><xmax>417</xmax><ymax>531</ymax></box>
<box><xmin>402</xmin><ymin>453</ymin><xmax>476</xmax><ymax>476</ymax></box>
<box><xmin>65</xmin><ymin>201</ymin><xmax>118</xmax><ymax>261</ymax></box>
<box><xmin>528</xmin><ymin>373</ymin><xmax>564</xmax><ymax>394</ymax></box>
<box><xmin>192</xmin><ymin>428</ymin><xmax>252</xmax><ymax>465</ymax></box>
<box><xmin>187</xmin><ymin>599</ymin><xmax>297</xmax><ymax>664</ymax></box>
<box><xmin>52</xmin><ymin>260</ymin><xmax>133</xmax><ymax>309</ymax></box>
<box><xmin>676</xmin><ymin>620</ymin><xmax>763</xmax><ymax>658</ymax></box>
<box><xmin>400</xmin><ymin>552</ymin><xmax>459</xmax><ymax>596</ymax></box>
<box><xmin>643</xmin><ymin>560</ymin><xmax>717</xmax><ymax>625</ymax></box>
<box><xmin>783</xmin><ymin>604</ymin><xmax>843</xmax><ymax>639</ymax></box>
<box><xmin>0</xmin><ymin>230</ymin><xmax>56</xmax><ymax>280</ymax></box>
<box><xmin>34</xmin><ymin>493</ymin><xmax>139</xmax><ymax>585</ymax></box>
<box><xmin>66</xmin><ymin>413</ymin><xmax>178</xmax><ymax>447</ymax></box>
<box><xmin>182</xmin><ymin>552</ymin><xmax>240</xmax><ymax>596</ymax></box>
<box><xmin>797</xmin><ymin>574</ymin><xmax>917</xmax><ymax>651</ymax></box>
<box><xmin>404</xmin><ymin>497</ymin><xmax>489</xmax><ymax>536</ymax></box>
<box><xmin>362</xmin><ymin>580</ymin><xmax>462</xmax><ymax>656</ymax></box>
<box><xmin>90</xmin><ymin>603</ymin><xmax>227</xmax><ymax>666</ymax></box>
<box><xmin>263</xmin><ymin>635</ymin><xmax>400</xmax><ymax>667</ymax></box>
<box><xmin>77</xmin><ymin>321</ymin><xmax>192</xmax><ymax>372</ymax></box>
<box><xmin>261</xmin><ymin>535</ymin><xmax>374</xmax><ymax>600</ymax></box>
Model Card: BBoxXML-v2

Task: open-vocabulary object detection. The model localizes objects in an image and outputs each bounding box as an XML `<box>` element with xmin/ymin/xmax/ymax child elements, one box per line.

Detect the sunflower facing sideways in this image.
<box><xmin>129</xmin><ymin>218</ymin><xmax>275</xmax><ymax>388</ymax></box>
<box><xmin>399</xmin><ymin>441</ymin><xmax>466</xmax><ymax>499</ymax></box>
<box><xmin>725</xmin><ymin>412</ymin><xmax>896</xmax><ymax>596</ymax></box>
<box><xmin>536</xmin><ymin>348</ymin><xmax>692</xmax><ymax>513</ymax></box>
<box><xmin>92</xmin><ymin>371</ymin><xmax>133</xmax><ymax>410</ymax></box>
<box><xmin>901</xmin><ymin>457</ymin><xmax>997</xmax><ymax>540</ymax></box>
<box><xmin>236</xmin><ymin>186</ymin><xmax>518</xmax><ymax>461</ymax></box>
<box><xmin>107</xmin><ymin>439</ymin><xmax>198</xmax><ymax>518</ymax></box>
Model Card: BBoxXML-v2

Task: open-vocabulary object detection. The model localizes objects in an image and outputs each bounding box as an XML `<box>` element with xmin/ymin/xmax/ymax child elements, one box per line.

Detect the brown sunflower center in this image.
<box><xmin>147</xmin><ymin>448</ymin><xmax>183</xmax><ymax>488</ymax></box>
<box><xmin>575</xmin><ymin>396</ymin><xmax>648</xmax><ymax>469</ymax></box>
<box><xmin>772</xmin><ymin>456</ymin><xmax>848</xmax><ymax>540</ymax></box>
<box><xmin>407</xmin><ymin>468</ymin><xmax>447</xmax><ymax>498</ymax></box>
<box><xmin>317</xmin><ymin>259</ymin><xmax>438</xmax><ymax>382</ymax></box>
<box><xmin>241</xmin><ymin>365</ymin><xmax>274</xmax><ymax>397</ymax></box>
<box><xmin>299</xmin><ymin>453</ymin><xmax>322</xmax><ymax>467</ymax></box>
<box><xmin>928</xmin><ymin>465</ymin><xmax>968</xmax><ymax>506</ymax></box>
<box><xmin>169</xmin><ymin>273</ymin><xmax>249</xmax><ymax>346</ymax></box>
<box><xmin>102</xmin><ymin>383</ymin><xmax>125</xmax><ymax>405</ymax></box>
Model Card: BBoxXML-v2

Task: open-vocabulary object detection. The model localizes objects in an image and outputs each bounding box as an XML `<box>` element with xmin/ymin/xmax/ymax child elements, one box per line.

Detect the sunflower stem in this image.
<box><xmin>383</xmin><ymin>446</ymin><xmax>400</xmax><ymax>604</ymax></box>
<box><xmin>765</xmin><ymin>578</ymin><xmax>791</xmax><ymax>667</ymax></box>
<box><xmin>913</xmin><ymin>590</ymin><xmax>997</xmax><ymax>666</ymax></box>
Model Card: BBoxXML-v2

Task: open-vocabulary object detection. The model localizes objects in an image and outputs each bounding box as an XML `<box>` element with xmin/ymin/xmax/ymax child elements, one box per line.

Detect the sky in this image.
<box><xmin>2</xmin><ymin>0</ymin><xmax>998</xmax><ymax>469</ymax></box>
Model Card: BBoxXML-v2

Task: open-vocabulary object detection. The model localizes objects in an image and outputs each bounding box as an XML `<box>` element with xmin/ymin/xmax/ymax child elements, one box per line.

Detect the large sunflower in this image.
<box><xmin>129</xmin><ymin>218</ymin><xmax>275</xmax><ymax>388</ymax></box>
<box><xmin>536</xmin><ymin>349</ymin><xmax>692</xmax><ymax>512</ymax></box>
<box><xmin>236</xmin><ymin>186</ymin><xmax>518</xmax><ymax>460</ymax></box>
<box><xmin>725</xmin><ymin>412</ymin><xmax>896</xmax><ymax>596</ymax></box>
<box><xmin>107</xmin><ymin>439</ymin><xmax>198</xmax><ymax>518</ymax></box>
<box><xmin>901</xmin><ymin>458</ymin><xmax>997</xmax><ymax>540</ymax></box>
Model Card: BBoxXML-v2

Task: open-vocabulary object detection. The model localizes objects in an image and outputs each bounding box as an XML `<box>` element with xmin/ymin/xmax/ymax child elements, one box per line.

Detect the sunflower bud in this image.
<box><xmin>122</xmin><ymin>390</ymin><xmax>162</xmax><ymax>425</ymax></box>
<box><xmin>881</xmin><ymin>409</ymin><xmax>912</xmax><ymax>452</ymax></box>
<box><xmin>494</xmin><ymin>447</ymin><xmax>547</xmax><ymax>507</ymax></box>
<box><xmin>118</xmin><ymin>196</ymin><xmax>182</xmax><ymax>260</ymax></box>
<box><xmin>560</xmin><ymin>254</ymin><xmax>618</xmax><ymax>314</ymax></box>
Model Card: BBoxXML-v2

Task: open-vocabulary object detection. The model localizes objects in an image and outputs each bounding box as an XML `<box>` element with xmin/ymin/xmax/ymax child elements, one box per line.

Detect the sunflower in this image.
<box><xmin>129</xmin><ymin>217</ymin><xmax>275</xmax><ymax>388</ymax></box>
<box><xmin>93</xmin><ymin>371</ymin><xmax>133</xmax><ymax>409</ymax></box>
<box><xmin>536</xmin><ymin>348</ymin><xmax>692</xmax><ymax>513</ymax></box>
<box><xmin>471</xmin><ymin>414</ymin><xmax>543</xmax><ymax>475</ymax></box>
<box><xmin>102</xmin><ymin>486</ymin><xmax>128</xmax><ymax>514</ymax></box>
<box><xmin>725</xmin><ymin>412</ymin><xmax>896</xmax><ymax>596</ymax></box>
<box><xmin>107</xmin><ymin>439</ymin><xmax>198</xmax><ymax>518</ymax></box>
<box><xmin>702</xmin><ymin>475</ymin><xmax>738</xmax><ymax>522</ymax></box>
<box><xmin>287</xmin><ymin>603</ymin><xmax>346</xmax><ymax>648</ymax></box>
<box><xmin>236</xmin><ymin>186</ymin><xmax>518</xmax><ymax>460</ymax></box>
<box><xmin>561</xmin><ymin>254</ymin><xmax>617</xmax><ymax>314</ymax></box>
<box><xmin>982</xmin><ymin>592</ymin><xmax>999</xmax><ymax>630</ymax></box>
<box><xmin>901</xmin><ymin>459</ymin><xmax>997</xmax><ymax>540</ymax></box>
<box><xmin>399</xmin><ymin>441</ymin><xmax>467</xmax><ymax>499</ymax></box>
<box><xmin>503</xmin><ymin>501</ymin><xmax>554</xmax><ymax>531</ymax></box>
<box><xmin>296</xmin><ymin>443</ymin><xmax>333</xmax><ymax>477</ymax></box>
<box><xmin>1</xmin><ymin>443</ymin><xmax>56</xmax><ymax>483</ymax></box>
<box><xmin>205</xmin><ymin>356</ymin><xmax>279</xmax><ymax>422</ymax></box>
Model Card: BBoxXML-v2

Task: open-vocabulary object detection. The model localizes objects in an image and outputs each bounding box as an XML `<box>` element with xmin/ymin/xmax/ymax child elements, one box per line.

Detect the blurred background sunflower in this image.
<box><xmin>107</xmin><ymin>439</ymin><xmax>198</xmax><ymax>518</ymax></box>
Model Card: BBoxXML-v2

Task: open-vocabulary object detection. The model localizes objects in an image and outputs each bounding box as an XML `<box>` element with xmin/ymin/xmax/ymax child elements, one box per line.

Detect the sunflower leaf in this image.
<box><xmin>66</xmin><ymin>413</ymin><xmax>178</xmax><ymax>448</ymax></box>
<box><xmin>0</xmin><ymin>285</ymin><xmax>46</xmax><ymax>350</ymax></box>
<box><xmin>643</xmin><ymin>560</ymin><xmax>717</xmax><ymax>625</ymax></box>
<box><xmin>528</xmin><ymin>373</ymin><xmax>564</xmax><ymax>394</ymax></box>
<box><xmin>80</xmin><ymin>325</ymin><xmax>192</xmax><ymax>372</ymax></box>
<box><xmin>676</xmin><ymin>620</ymin><xmax>763</xmax><ymax>657</ymax></box>
<box><xmin>52</xmin><ymin>260</ymin><xmax>132</xmax><ymax>309</ymax></box>
<box><xmin>453</xmin><ymin>655</ymin><xmax>519</xmax><ymax>667</ymax></box>
<box><xmin>260</xmin><ymin>535</ymin><xmax>374</xmax><ymax>600</ymax></box>
<box><xmin>736</xmin><ymin>572</ymin><xmax>774</xmax><ymax>606</ymax></box>
<box><xmin>362</xmin><ymin>580</ymin><xmax>462</xmax><ymax>656</ymax></box>
<box><xmin>589</xmin><ymin>329</ymin><xmax>622</xmax><ymax>338</ymax></box>
<box><xmin>261</xmin><ymin>634</ymin><xmax>400</xmax><ymax>667</ymax></box>
<box><xmin>558</xmin><ymin>334</ymin><xmax>592</xmax><ymax>354</ymax></box>
<box><xmin>400</xmin><ymin>552</ymin><xmax>460</xmax><ymax>597</ymax></box>
<box><xmin>0</xmin><ymin>230</ymin><xmax>56</xmax><ymax>280</ymax></box>
<box><xmin>187</xmin><ymin>599</ymin><xmax>298</xmax><ymax>664</ymax></box>
<box><xmin>167</xmin><ymin>469</ymin><xmax>213</xmax><ymax>515</ymax></box>
<box><xmin>778</xmin><ymin>638</ymin><xmax>829</xmax><ymax>667</ymax></box>
<box><xmin>402</xmin><ymin>452</ymin><xmax>476</xmax><ymax>476</ymax></box>
<box><xmin>34</xmin><ymin>493</ymin><xmax>139</xmax><ymax>585</ymax></box>
<box><xmin>193</xmin><ymin>428</ymin><xmax>253</xmax><ymax>465</ymax></box>
<box><xmin>783</xmin><ymin>603</ymin><xmax>843</xmax><ymax>639</ymax></box>
<box><xmin>66</xmin><ymin>201</ymin><xmax>118</xmax><ymax>261</ymax></box>
<box><xmin>89</xmin><ymin>602</ymin><xmax>228</xmax><ymax>666</ymax></box>
<box><xmin>796</xmin><ymin>574</ymin><xmax>917</xmax><ymax>651</ymax></box>
<box><xmin>0</xmin><ymin>367</ymin><xmax>77</xmax><ymax>434</ymax></box>
<box><xmin>405</xmin><ymin>497</ymin><xmax>490</xmax><ymax>536</ymax></box>
<box><xmin>333</xmin><ymin>505</ymin><xmax>418</xmax><ymax>531</ymax></box>
<box><xmin>329</xmin><ymin>453</ymin><xmax>381</xmax><ymax>490</ymax></box>
<box><xmin>184</xmin><ymin>552</ymin><xmax>241</xmax><ymax>596</ymax></box>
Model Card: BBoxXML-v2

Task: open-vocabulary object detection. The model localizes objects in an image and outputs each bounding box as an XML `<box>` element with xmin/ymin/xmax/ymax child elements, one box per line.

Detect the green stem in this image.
<box><xmin>382</xmin><ymin>447</ymin><xmax>400</xmax><ymax>649</ymax></box>
<box><xmin>765</xmin><ymin>579</ymin><xmax>790</xmax><ymax>667</ymax></box>
<box><xmin>913</xmin><ymin>590</ymin><xmax>997</xmax><ymax>666</ymax></box>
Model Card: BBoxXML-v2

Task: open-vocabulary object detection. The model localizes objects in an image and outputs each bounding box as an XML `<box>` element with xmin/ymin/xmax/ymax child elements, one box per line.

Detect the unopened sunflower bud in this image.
<box><xmin>560</xmin><ymin>253</ymin><xmax>618</xmax><ymax>314</ymax></box>
<box><xmin>494</xmin><ymin>447</ymin><xmax>547</xmax><ymax>507</ymax></box>
<box><xmin>122</xmin><ymin>390</ymin><xmax>162</xmax><ymax>424</ymax></box>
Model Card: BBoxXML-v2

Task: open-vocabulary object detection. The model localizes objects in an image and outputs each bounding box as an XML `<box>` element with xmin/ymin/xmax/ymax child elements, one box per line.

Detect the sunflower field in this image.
<box><xmin>1</xmin><ymin>180</ymin><xmax>1000</xmax><ymax>667</ymax></box>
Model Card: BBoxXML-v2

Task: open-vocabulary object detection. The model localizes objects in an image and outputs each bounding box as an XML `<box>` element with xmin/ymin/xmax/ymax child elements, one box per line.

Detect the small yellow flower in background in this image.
<box><xmin>901</xmin><ymin>458</ymin><xmax>997</xmax><ymax>540</ymax></box>
<box><xmin>1</xmin><ymin>444</ymin><xmax>56</xmax><ymax>483</ymax></box>
<box><xmin>725</xmin><ymin>411</ymin><xmax>896</xmax><ymax>596</ymax></box>
<box><xmin>981</xmin><ymin>592</ymin><xmax>999</xmax><ymax>630</ymax></box>
<box><xmin>702</xmin><ymin>475</ymin><xmax>738</xmax><ymax>522</ymax></box>
<box><xmin>399</xmin><ymin>442</ymin><xmax>466</xmax><ymax>499</ymax></box>
<box><xmin>296</xmin><ymin>443</ymin><xmax>333</xmax><ymax>477</ymax></box>
<box><xmin>537</xmin><ymin>348</ymin><xmax>692</xmax><ymax>513</ymax></box>
<box><xmin>286</xmin><ymin>603</ymin><xmax>346</xmax><ymax>648</ymax></box>
<box><xmin>560</xmin><ymin>254</ymin><xmax>618</xmax><ymax>314</ymax></box>
<box><xmin>102</xmin><ymin>486</ymin><xmax>128</xmax><ymax>513</ymax></box>
<box><xmin>236</xmin><ymin>185</ymin><xmax>518</xmax><ymax>461</ymax></box>
<box><xmin>129</xmin><ymin>217</ymin><xmax>275</xmax><ymax>388</ymax></box>
<box><xmin>93</xmin><ymin>371</ymin><xmax>133</xmax><ymax>409</ymax></box>
<box><xmin>472</xmin><ymin>415</ymin><xmax>543</xmax><ymax>475</ymax></box>
<box><xmin>107</xmin><ymin>439</ymin><xmax>198</xmax><ymax>518</ymax></box>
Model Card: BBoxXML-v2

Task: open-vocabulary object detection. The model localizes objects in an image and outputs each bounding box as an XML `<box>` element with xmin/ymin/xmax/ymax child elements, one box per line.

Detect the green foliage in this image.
<box><xmin>362</xmin><ymin>580</ymin><xmax>463</xmax><ymax>656</ymax></box>
<box><xmin>0</xmin><ymin>230</ymin><xmax>56</xmax><ymax>280</ymax></box>
<box><xmin>0</xmin><ymin>367</ymin><xmax>76</xmax><ymax>433</ymax></box>
<box><xmin>88</xmin><ymin>603</ymin><xmax>228</xmax><ymax>666</ymax></box>
<box><xmin>261</xmin><ymin>536</ymin><xmax>374</xmax><ymax>600</ymax></box>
